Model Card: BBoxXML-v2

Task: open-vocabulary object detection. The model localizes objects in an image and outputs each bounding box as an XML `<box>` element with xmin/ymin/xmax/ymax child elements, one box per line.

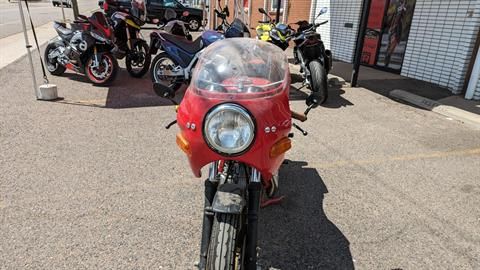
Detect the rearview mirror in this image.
<box><xmin>258</xmin><ymin>7</ymin><xmax>267</xmax><ymax>14</ymax></box>
<box><xmin>319</xmin><ymin>7</ymin><xmax>328</xmax><ymax>15</ymax></box>
<box><xmin>153</xmin><ymin>83</ymin><xmax>175</xmax><ymax>99</ymax></box>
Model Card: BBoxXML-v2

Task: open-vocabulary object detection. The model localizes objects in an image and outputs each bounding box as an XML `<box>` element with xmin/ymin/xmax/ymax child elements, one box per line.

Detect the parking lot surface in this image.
<box><xmin>0</xmin><ymin>50</ymin><xmax>479</xmax><ymax>269</ymax></box>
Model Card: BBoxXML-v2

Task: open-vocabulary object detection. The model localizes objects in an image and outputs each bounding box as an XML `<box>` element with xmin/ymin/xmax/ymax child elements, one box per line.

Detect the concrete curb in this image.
<box><xmin>390</xmin><ymin>89</ymin><xmax>480</xmax><ymax>130</ymax></box>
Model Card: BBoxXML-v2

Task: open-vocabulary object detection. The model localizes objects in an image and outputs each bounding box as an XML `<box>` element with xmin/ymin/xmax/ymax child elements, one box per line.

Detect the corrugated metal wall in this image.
<box><xmin>312</xmin><ymin>0</ymin><xmax>363</xmax><ymax>63</ymax></box>
<box><xmin>401</xmin><ymin>0</ymin><xmax>480</xmax><ymax>94</ymax></box>
<box><xmin>475</xmin><ymin>68</ymin><xmax>480</xmax><ymax>100</ymax></box>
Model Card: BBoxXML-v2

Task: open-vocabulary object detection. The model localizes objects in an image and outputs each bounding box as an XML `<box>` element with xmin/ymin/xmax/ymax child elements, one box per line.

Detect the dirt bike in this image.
<box><xmin>292</xmin><ymin>7</ymin><xmax>332</xmax><ymax>104</ymax></box>
<box><xmin>152</xmin><ymin>38</ymin><xmax>321</xmax><ymax>270</ymax></box>
<box><xmin>110</xmin><ymin>0</ymin><xmax>150</xmax><ymax>78</ymax></box>
<box><xmin>256</xmin><ymin>7</ymin><xmax>294</xmax><ymax>50</ymax></box>
<box><xmin>44</xmin><ymin>12</ymin><xmax>118</xmax><ymax>86</ymax></box>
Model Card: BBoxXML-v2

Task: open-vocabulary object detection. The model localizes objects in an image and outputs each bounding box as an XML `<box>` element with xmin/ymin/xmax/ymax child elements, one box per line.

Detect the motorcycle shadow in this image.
<box><xmin>322</xmin><ymin>86</ymin><xmax>354</xmax><ymax>109</ymax></box>
<box><xmin>63</xmin><ymin>69</ymin><xmax>184</xmax><ymax>109</ymax></box>
<box><xmin>258</xmin><ymin>160</ymin><xmax>354</xmax><ymax>270</ymax></box>
<box><xmin>104</xmin><ymin>69</ymin><xmax>184</xmax><ymax>108</ymax></box>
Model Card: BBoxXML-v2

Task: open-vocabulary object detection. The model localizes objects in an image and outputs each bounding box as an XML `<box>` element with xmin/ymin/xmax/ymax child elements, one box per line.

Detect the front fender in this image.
<box><xmin>211</xmin><ymin>183</ymin><xmax>246</xmax><ymax>214</ymax></box>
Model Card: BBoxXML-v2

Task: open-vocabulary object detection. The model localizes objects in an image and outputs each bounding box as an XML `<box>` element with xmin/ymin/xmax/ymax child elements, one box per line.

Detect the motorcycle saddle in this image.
<box><xmin>160</xmin><ymin>32</ymin><xmax>203</xmax><ymax>54</ymax></box>
<box><xmin>54</xmin><ymin>21</ymin><xmax>73</xmax><ymax>40</ymax></box>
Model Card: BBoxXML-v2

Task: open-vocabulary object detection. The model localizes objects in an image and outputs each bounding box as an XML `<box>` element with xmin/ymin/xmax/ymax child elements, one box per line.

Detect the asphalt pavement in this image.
<box><xmin>0</xmin><ymin>0</ymin><xmax>99</xmax><ymax>38</ymax></box>
<box><xmin>0</xmin><ymin>45</ymin><xmax>479</xmax><ymax>269</ymax></box>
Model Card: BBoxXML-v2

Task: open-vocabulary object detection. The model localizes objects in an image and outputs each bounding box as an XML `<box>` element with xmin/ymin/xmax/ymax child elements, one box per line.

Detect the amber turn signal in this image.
<box><xmin>270</xmin><ymin>137</ymin><xmax>291</xmax><ymax>158</ymax></box>
<box><xmin>176</xmin><ymin>133</ymin><xmax>191</xmax><ymax>156</ymax></box>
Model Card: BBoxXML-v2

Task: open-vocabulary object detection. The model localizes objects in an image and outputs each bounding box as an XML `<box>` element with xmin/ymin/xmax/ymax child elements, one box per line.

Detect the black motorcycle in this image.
<box><xmin>44</xmin><ymin>12</ymin><xmax>118</xmax><ymax>86</ymax></box>
<box><xmin>293</xmin><ymin>7</ymin><xmax>332</xmax><ymax>104</ymax></box>
<box><xmin>110</xmin><ymin>0</ymin><xmax>151</xmax><ymax>78</ymax></box>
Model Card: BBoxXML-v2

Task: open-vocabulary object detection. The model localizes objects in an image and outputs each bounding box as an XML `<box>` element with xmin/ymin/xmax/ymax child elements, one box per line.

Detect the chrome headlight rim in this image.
<box><xmin>203</xmin><ymin>103</ymin><xmax>256</xmax><ymax>157</ymax></box>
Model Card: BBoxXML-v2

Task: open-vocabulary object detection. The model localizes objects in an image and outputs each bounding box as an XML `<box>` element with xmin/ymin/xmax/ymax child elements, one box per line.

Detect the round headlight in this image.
<box><xmin>204</xmin><ymin>104</ymin><xmax>255</xmax><ymax>155</ymax></box>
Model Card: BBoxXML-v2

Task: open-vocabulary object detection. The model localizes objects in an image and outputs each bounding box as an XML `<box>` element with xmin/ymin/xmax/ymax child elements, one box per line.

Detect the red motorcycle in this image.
<box><xmin>154</xmin><ymin>38</ymin><xmax>319</xmax><ymax>270</ymax></box>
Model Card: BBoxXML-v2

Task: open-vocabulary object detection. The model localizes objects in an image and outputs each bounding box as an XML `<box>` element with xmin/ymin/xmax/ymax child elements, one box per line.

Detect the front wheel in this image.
<box><xmin>125</xmin><ymin>40</ymin><xmax>151</xmax><ymax>78</ymax></box>
<box><xmin>85</xmin><ymin>52</ymin><xmax>118</xmax><ymax>86</ymax></box>
<box><xmin>44</xmin><ymin>43</ymin><xmax>66</xmax><ymax>76</ymax></box>
<box><xmin>206</xmin><ymin>213</ymin><xmax>242</xmax><ymax>270</ymax></box>
<box><xmin>150</xmin><ymin>52</ymin><xmax>183</xmax><ymax>92</ymax></box>
<box><xmin>309</xmin><ymin>60</ymin><xmax>328</xmax><ymax>104</ymax></box>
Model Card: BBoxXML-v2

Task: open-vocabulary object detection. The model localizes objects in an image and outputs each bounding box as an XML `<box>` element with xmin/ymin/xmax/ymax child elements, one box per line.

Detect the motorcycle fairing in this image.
<box><xmin>176</xmin><ymin>82</ymin><xmax>291</xmax><ymax>180</ymax></box>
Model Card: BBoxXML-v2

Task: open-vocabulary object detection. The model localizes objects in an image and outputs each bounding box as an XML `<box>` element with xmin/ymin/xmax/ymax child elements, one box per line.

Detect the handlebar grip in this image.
<box><xmin>291</xmin><ymin>111</ymin><xmax>307</xmax><ymax>122</ymax></box>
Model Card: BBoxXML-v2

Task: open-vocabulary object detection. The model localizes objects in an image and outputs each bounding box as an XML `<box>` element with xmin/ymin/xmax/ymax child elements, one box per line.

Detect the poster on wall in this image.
<box><xmin>361</xmin><ymin>0</ymin><xmax>387</xmax><ymax>65</ymax></box>
<box><xmin>376</xmin><ymin>0</ymin><xmax>416</xmax><ymax>71</ymax></box>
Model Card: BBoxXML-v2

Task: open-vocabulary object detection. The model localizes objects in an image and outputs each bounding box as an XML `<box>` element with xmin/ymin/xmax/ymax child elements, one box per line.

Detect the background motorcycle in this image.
<box><xmin>215</xmin><ymin>5</ymin><xmax>251</xmax><ymax>38</ymax></box>
<box><xmin>153</xmin><ymin>38</ymin><xmax>320</xmax><ymax>270</ymax></box>
<box><xmin>256</xmin><ymin>7</ymin><xmax>294</xmax><ymax>50</ymax></box>
<box><xmin>148</xmin><ymin>29</ymin><xmax>223</xmax><ymax>92</ymax></box>
<box><xmin>292</xmin><ymin>7</ymin><xmax>332</xmax><ymax>104</ymax></box>
<box><xmin>149</xmin><ymin>5</ymin><xmax>249</xmax><ymax>94</ymax></box>
<box><xmin>44</xmin><ymin>12</ymin><xmax>118</xmax><ymax>86</ymax></box>
<box><xmin>154</xmin><ymin>8</ymin><xmax>193</xmax><ymax>40</ymax></box>
<box><xmin>110</xmin><ymin>0</ymin><xmax>151</xmax><ymax>78</ymax></box>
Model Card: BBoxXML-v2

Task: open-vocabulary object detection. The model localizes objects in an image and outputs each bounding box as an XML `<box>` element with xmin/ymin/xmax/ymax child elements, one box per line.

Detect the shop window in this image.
<box><xmin>270</xmin><ymin>0</ymin><xmax>282</xmax><ymax>12</ymax></box>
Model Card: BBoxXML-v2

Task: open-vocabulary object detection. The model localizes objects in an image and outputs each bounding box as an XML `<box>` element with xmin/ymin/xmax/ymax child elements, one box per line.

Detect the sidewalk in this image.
<box><xmin>329</xmin><ymin>60</ymin><xmax>480</xmax><ymax>115</ymax></box>
<box><xmin>0</xmin><ymin>22</ymin><xmax>55</xmax><ymax>69</ymax></box>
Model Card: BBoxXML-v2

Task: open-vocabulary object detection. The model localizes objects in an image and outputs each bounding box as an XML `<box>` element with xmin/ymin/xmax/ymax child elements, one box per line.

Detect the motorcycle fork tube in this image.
<box><xmin>246</xmin><ymin>169</ymin><xmax>261</xmax><ymax>270</ymax></box>
<box><xmin>126</xmin><ymin>27</ymin><xmax>132</xmax><ymax>50</ymax></box>
<box><xmin>93</xmin><ymin>46</ymin><xmax>100</xmax><ymax>67</ymax></box>
<box><xmin>198</xmin><ymin>162</ymin><xmax>219</xmax><ymax>269</ymax></box>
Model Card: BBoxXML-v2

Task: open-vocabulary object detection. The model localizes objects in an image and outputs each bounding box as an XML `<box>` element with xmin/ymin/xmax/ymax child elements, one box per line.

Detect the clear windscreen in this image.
<box><xmin>191</xmin><ymin>38</ymin><xmax>288</xmax><ymax>98</ymax></box>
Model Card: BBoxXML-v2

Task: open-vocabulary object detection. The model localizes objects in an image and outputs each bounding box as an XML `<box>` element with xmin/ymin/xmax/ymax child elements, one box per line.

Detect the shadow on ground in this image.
<box><xmin>258</xmin><ymin>160</ymin><xmax>354</xmax><ymax>270</ymax></box>
<box><xmin>59</xmin><ymin>63</ymin><xmax>355</xmax><ymax>110</ymax></box>
<box><xmin>331</xmin><ymin>60</ymin><xmax>453</xmax><ymax>101</ymax></box>
<box><xmin>55</xmin><ymin>68</ymin><xmax>179</xmax><ymax>109</ymax></box>
<box><xmin>104</xmin><ymin>69</ymin><xmax>182</xmax><ymax>108</ymax></box>
<box><xmin>290</xmin><ymin>79</ymin><xmax>354</xmax><ymax>109</ymax></box>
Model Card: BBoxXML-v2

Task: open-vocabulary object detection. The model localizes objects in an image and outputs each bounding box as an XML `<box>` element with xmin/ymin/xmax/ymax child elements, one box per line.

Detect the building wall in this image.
<box><xmin>401</xmin><ymin>0</ymin><xmax>480</xmax><ymax>94</ymax></box>
<box><xmin>312</xmin><ymin>0</ymin><xmax>363</xmax><ymax>63</ymax></box>
<box><xmin>475</xmin><ymin>72</ymin><xmax>480</xmax><ymax>100</ymax></box>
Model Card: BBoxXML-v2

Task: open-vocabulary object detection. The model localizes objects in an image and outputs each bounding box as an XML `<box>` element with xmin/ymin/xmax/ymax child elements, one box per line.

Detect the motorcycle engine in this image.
<box><xmin>64</xmin><ymin>45</ymin><xmax>81</xmax><ymax>62</ymax></box>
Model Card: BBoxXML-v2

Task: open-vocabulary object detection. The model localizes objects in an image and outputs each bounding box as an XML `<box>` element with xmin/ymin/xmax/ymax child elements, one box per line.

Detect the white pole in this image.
<box><xmin>465</xmin><ymin>46</ymin><xmax>480</xmax><ymax>100</ymax></box>
<box><xmin>60</xmin><ymin>1</ymin><xmax>66</xmax><ymax>23</ymax></box>
<box><xmin>18</xmin><ymin>0</ymin><xmax>39</xmax><ymax>98</ymax></box>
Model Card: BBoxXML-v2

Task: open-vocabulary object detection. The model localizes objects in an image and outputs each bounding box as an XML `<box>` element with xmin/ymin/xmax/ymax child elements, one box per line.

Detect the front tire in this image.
<box><xmin>44</xmin><ymin>43</ymin><xmax>66</xmax><ymax>76</ymax></box>
<box><xmin>206</xmin><ymin>213</ymin><xmax>241</xmax><ymax>270</ymax></box>
<box><xmin>309</xmin><ymin>60</ymin><xmax>328</xmax><ymax>104</ymax></box>
<box><xmin>125</xmin><ymin>40</ymin><xmax>151</xmax><ymax>78</ymax></box>
<box><xmin>150</xmin><ymin>52</ymin><xmax>183</xmax><ymax>92</ymax></box>
<box><xmin>85</xmin><ymin>52</ymin><xmax>118</xmax><ymax>86</ymax></box>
